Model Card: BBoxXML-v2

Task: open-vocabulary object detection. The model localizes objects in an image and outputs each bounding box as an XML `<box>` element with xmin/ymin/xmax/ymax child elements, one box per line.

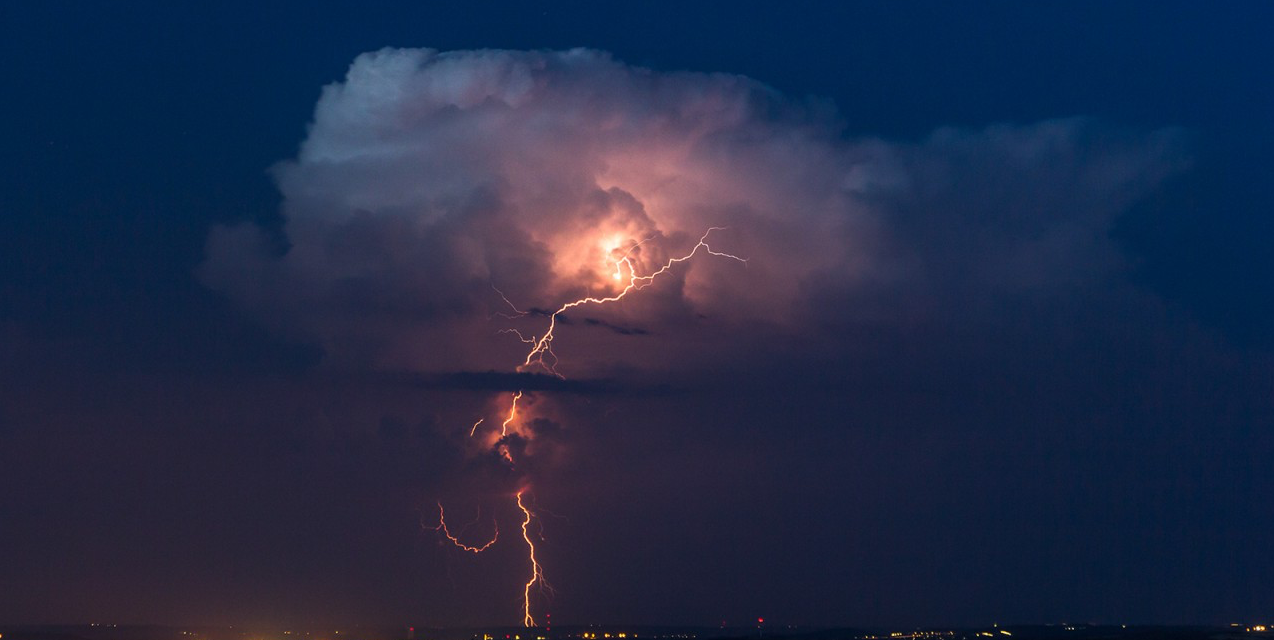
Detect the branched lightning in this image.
<box><xmin>517</xmin><ymin>490</ymin><xmax>545</xmax><ymax>628</ymax></box>
<box><xmin>490</xmin><ymin>285</ymin><xmax>530</xmax><ymax>320</ymax></box>
<box><xmin>519</xmin><ymin>227</ymin><xmax>746</xmax><ymax>377</ymax></box>
<box><xmin>437</xmin><ymin>226</ymin><xmax>744</xmax><ymax>627</ymax></box>
<box><xmin>432</xmin><ymin>501</ymin><xmax>499</xmax><ymax>553</ymax></box>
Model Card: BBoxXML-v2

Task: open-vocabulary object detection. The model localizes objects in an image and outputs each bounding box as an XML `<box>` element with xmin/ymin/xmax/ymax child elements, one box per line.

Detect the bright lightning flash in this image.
<box><xmin>502</xmin><ymin>390</ymin><xmax>524</xmax><ymax>437</ymax></box>
<box><xmin>517</xmin><ymin>490</ymin><xmax>545</xmax><ymax>628</ymax></box>
<box><xmin>519</xmin><ymin>227</ymin><xmax>746</xmax><ymax>378</ymax></box>
<box><xmin>437</xmin><ymin>226</ymin><xmax>744</xmax><ymax>627</ymax></box>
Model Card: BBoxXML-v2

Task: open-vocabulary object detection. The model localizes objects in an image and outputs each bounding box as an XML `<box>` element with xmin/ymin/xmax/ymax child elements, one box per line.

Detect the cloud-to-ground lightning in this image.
<box><xmin>517</xmin><ymin>490</ymin><xmax>546</xmax><ymax>628</ymax></box>
<box><xmin>436</xmin><ymin>226</ymin><xmax>745</xmax><ymax>626</ymax></box>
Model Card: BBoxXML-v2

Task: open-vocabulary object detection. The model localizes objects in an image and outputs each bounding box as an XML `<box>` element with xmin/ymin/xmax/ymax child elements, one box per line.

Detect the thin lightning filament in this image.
<box><xmin>519</xmin><ymin>227</ymin><xmax>746</xmax><ymax>377</ymax></box>
<box><xmin>443</xmin><ymin>226</ymin><xmax>744</xmax><ymax>628</ymax></box>
<box><xmin>433</xmin><ymin>502</ymin><xmax>499</xmax><ymax>553</ymax></box>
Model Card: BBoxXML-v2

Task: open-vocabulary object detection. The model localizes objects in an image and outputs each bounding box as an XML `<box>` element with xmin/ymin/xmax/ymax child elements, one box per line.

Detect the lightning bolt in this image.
<box><xmin>519</xmin><ymin>227</ymin><xmax>746</xmax><ymax>377</ymax></box>
<box><xmin>466</xmin><ymin>390</ymin><xmax>523</xmax><ymax>441</ymax></box>
<box><xmin>490</xmin><ymin>285</ymin><xmax>530</xmax><ymax>320</ymax></box>
<box><xmin>440</xmin><ymin>226</ymin><xmax>745</xmax><ymax>627</ymax></box>
<box><xmin>501</xmin><ymin>390</ymin><xmax>524</xmax><ymax>437</ymax></box>
<box><xmin>431</xmin><ymin>501</ymin><xmax>499</xmax><ymax>553</ymax></box>
<box><xmin>517</xmin><ymin>490</ymin><xmax>545</xmax><ymax>628</ymax></box>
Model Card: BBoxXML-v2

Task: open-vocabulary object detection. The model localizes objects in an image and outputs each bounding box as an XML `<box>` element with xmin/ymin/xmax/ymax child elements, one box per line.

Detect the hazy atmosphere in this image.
<box><xmin>2</xmin><ymin>1</ymin><xmax>1272</xmax><ymax>630</ymax></box>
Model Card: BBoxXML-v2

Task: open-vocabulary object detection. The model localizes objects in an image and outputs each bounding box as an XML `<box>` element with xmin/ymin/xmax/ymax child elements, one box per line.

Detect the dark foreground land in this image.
<box><xmin>2</xmin><ymin>624</ymin><xmax>1271</xmax><ymax>640</ymax></box>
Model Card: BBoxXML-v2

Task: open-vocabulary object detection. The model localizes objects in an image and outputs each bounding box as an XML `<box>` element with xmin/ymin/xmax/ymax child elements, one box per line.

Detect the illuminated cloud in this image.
<box><xmin>201</xmin><ymin>47</ymin><xmax>1186</xmax><ymax>378</ymax></box>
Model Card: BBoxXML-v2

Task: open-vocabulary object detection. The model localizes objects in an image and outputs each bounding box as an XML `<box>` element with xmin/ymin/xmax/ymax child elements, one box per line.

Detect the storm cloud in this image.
<box><xmin>201</xmin><ymin>47</ymin><xmax>1185</xmax><ymax>381</ymax></box>
<box><xmin>8</xmin><ymin>19</ymin><xmax>1271</xmax><ymax>626</ymax></box>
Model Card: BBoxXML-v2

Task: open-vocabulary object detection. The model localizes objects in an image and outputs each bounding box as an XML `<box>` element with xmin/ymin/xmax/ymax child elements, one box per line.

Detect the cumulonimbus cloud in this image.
<box><xmin>201</xmin><ymin>47</ymin><xmax>1186</xmax><ymax>376</ymax></box>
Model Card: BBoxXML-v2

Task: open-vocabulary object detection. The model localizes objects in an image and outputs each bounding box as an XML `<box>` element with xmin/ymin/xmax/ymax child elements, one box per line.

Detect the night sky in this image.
<box><xmin>3</xmin><ymin>0</ymin><xmax>1273</xmax><ymax>630</ymax></box>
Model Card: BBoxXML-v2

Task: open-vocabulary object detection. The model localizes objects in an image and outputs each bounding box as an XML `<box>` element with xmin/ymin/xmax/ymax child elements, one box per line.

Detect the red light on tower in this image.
<box><xmin>757</xmin><ymin>619</ymin><xmax>764</xmax><ymax>625</ymax></box>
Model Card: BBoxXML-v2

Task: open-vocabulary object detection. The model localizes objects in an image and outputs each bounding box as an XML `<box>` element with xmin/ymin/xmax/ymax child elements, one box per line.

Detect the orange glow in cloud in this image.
<box><xmin>501</xmin><ymin>390</ymin><xmax>524</xmax><ymax>437</ymax></box>
<box><xmin>519</xmin><ymin>227</ymin><xmax>746</xmax><ymax>378</ymax></box>
<box><xmin>440</xmin><ymin>226</ymin><xmax>744</xmax><ymax>626</ymax></box>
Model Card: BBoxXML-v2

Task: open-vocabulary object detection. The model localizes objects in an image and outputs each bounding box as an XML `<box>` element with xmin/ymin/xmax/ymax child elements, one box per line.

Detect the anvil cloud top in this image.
<box><xmin>202</xmin><ymin>47</ymin><xmax>1181</xmax><ymax>380</ymax></box>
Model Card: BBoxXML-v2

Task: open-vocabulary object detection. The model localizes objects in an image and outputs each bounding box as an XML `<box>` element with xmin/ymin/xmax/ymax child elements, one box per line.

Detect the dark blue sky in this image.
<box><xmin>2</xmin><ymin>0</ymin><xmax>1272</xmax><ymax>629</ymax></box>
